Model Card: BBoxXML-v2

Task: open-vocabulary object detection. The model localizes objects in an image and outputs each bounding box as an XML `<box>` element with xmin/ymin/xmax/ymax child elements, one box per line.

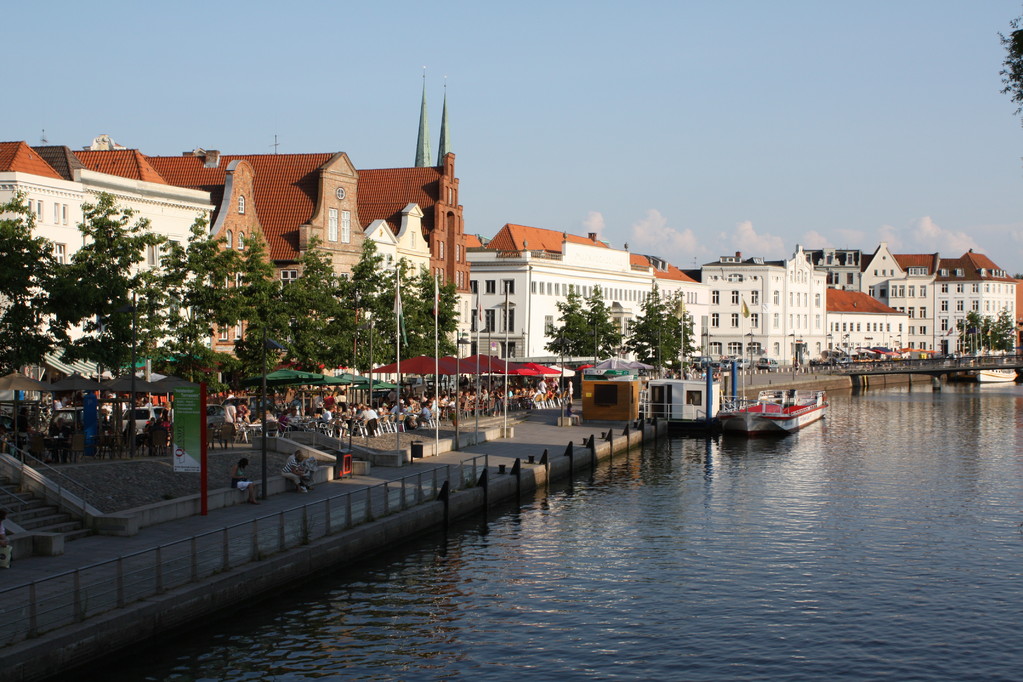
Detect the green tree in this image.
<box><xmin>545</xmin><ymin>288</ymin><xmax>590</xmax><ymax>357</ymax></box>
<box><xmin>157</xmin><ymin>218</ymin><xmax>243</xmax><ymax>385</ymax></box>
<box><xmin>585</xmin><ymin>285</ymin><xmax>622</xmax><ymax>360</ymax></box>
<box><xmin>402</xmin><ymin>267</ymin><xmax>459</xmax><ymax>359</ymax></box>
<box><xmin>232</xmin><ymin>233</ymin><xmax>288</xmax><ymax>378</ymax></box>
<box><xmin>50</xmin><ymin>193</ymin><xmax>166</xmax><ymax>372</ymax></box>
<box><xmin>340</xmin><ymin>240</ymin><xmax>390</xmax><ymax>372</ymax></box>
<box><xmin>1001</xmin><ymin>15</ymin><xmax>1023</xmax><ymax>120</ymax></box>
<box><xmin>0</xmin><ymin>193</ymin><xmax>59</xmax><ymax>373</ymax></box>
<box><xmin>990</xmin><ymin>309</ymin><xmax>1016</xmax><ymax>351</ymax></box>
<box><xmin>626</xmin><ymin>286</ymin><xmax>669</xmax><ymax>368</ymax></box>
<box><xmin>280</xmin><ymin>238</ymin><xmax>345</xmax><ymax>371</ymax></box>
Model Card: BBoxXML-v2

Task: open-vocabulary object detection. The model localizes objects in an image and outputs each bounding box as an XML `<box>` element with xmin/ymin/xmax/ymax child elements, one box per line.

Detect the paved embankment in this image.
<box><xmin>0</xmin><ymin>408</ymin><xmax>661</xmax><ymax>682</ymax></box>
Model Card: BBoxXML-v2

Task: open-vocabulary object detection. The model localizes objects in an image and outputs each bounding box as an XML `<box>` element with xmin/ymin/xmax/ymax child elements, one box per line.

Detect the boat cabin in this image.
<box><xmin>644</xmin><ymin>378</ymin><xmax>721</xmax><ymax>428</ymax></box>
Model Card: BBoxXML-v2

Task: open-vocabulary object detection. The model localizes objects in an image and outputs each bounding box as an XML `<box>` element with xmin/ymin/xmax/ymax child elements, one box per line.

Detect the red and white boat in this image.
<box><xmin>718</xmin><ymin>389</ymin><xmax>828</xmax><ymax>434</ymax></box>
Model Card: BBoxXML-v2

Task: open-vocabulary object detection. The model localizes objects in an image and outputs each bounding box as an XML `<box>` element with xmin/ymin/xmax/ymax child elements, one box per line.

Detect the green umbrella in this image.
<box><xmin>240</xmin><ymin>369</ymin><xmax>325</xmax><ymax>387</ymax></box>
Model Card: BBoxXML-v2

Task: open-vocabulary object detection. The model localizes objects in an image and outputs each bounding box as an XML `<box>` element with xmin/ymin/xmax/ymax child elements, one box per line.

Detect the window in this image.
<box><xmin>146</xmin><ymin>244</ymin><xmax>160</xmax><ymax>267</ymax></box>
<box><xmin>456</xmin><ymin>244</ymin><xmax>462</xmax><ymax>263</ymax></box>
<box><xmin>503</xmin><ymin>308</ymin><xmax>515</xmax><ymax>333</ymax></box>
<box><xmin>972</xmin><ymin>300</ymin><xmax>979</xmax><ymax>311</ymax></box>
<box><xmin>545</xmin><ymin>315</ymin><xmax>555</xmax><ymax>334</ymax></box>
<box><xmin>218</xmin><ymin>327</ymin><xmax>229</xmax><ymax>342</ymax></box>
<box><xmin>503</xmin><ymin>279</ymin><xmax>515</xmax><ymax>294</ymax></box>
<box><xmin>940</xmin><ymin>301</ymin><xmax>948</xmax><ymax>311</ymax></box>
<box><xmin>485</xmin><ymin>309</ymin><xmax>496</xmax><ymax>332</ymax></box>
<box><xmin>711</xmin><ymin>313</ymin><xmax>720</xmax><ymax>328</ymax></box>
<box><xmin>773</xmin><ymin>291</ymin><xmax>780</xmax><ymax>305</ymax></box>
<box><xmin>773</xmin><ymin>313</ymin><xmax>780</xmax><ymax>329</ymax></box>
<box><xmin>237</xmin><ymin>232</ymin><xmax>245</xmax><ymax>249</ymax></box>
<box><xmin>956</xmin><ymin>300</ymin><xmax>964</xmax><ymax>311</ymax></box>
<box><xmin>439</xmin><ymin>241</ymin><xmax>445</xmax><ymax>259</ymax></box>
<box><xmin>730</xmin><ymin>313</ymin><xmax>739</xmax><ymax>327</ymax></box>
<box><xmin>920</xmin><ymin>307</ymin><xmax>926</xmax><ymax>318</ymax></box>
<box><xmin>750</xmin><ymin>290</ymin><xmax>759</xmax><ymax>305</ymax></box>
<box><xmin>328</xmin><ymin>209</ymin><xmax>338</xmax><ymax>242</ymax></box>
<box><xmin>941</xmin><ymin>284</ymin><xmax>949</xmax><ymax>293</ymax></box>
<box><xmin>470</xmin><ymin>280</ymin><xmax>478</xmax><ymax>294</ymax></box>
<box><xmin>53</xmin><ymin>203</ymin><xmax>60</xmax><ymax>223</ymax></box>
<box><xmin>36</xmin><ymin>201</ymin><xmax>43</xmax><ymax>218</ymax></box>
<box><xmin>226</xmin><ymin>230</ymin><xmax>233</xmax><ymax>248</ymax></box>
<box><xmin>62</xmin><ymin>204</ymin><xmax>68</xmax><ymax>224</ymax></box>
<box><xmin>485</xmin><ymin>280</ymin><xmax>496</xmax><ymax>294</ymax></box>
<box><xmin>908</xmin><ymin>286</ymin><xmax>915</xmax><ymax>297</ymax></box>
<box><xmin>712</xmin><ymin>290</ymin><xmax>720</xmax><ymax>304</ymax></box>
<box><xmin>234</xmin><ymin>323</ymin><xmax>243</xmax><ymax>341</ymax></box>
<box><xmin>341</xmin><ymin>211</ymin><xmax>351</xmax><ymax>243</ymax></box>
<box><xmin>956</xmin><ymin>284</ymin><xmax>964</xmax><ymax>293</ymax></box>
<box><xmin>731</xmin><ymin>291</ymin><xmax>740</xmax><ymax>305</ymax></box>
<box><xmin>751</xmin><ymin>313</ymin><xmax>759</xmax><ymax>328</ymax></box>
<box><xmin>281</xmin><ymin>269</ymin><xmax>299</xmax><ymax>284</ymax></box>
<box><xmin>238</xmin><ymin>195</ymin><xmax>246</xmax><ymax>214</ymax></box>
<box><xmin>815</xmin><ymin>293</ymin><xmax>821</xmax><ymax>307</ymax></box>
<box><xmin>727</xmin><ymin>342</ymin><xmax>742</xmax><ymax>354</ymax></box>
<box><xmin>54</xmin><ymin>243</ymin><xmax>66</xmax><ymax>264</ymax></box>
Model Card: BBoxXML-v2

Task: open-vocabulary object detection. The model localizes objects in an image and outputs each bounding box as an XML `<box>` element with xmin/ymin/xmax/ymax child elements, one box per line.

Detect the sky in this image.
<box><xmin>8</xmin><ymin>1</ymin><xmax>1023</xmax><ymax>274</ymax></box>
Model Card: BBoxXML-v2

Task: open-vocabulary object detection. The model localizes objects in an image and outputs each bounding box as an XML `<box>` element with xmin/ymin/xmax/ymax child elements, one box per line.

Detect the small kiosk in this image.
<box><xmin>581</xmin><ymin>369</ymin><xmax>641</xmax><ymax>421</ymax></box>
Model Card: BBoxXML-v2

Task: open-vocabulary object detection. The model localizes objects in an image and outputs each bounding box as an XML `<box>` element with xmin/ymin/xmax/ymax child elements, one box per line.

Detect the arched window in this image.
<box><xmin>237</xmin><ymin>232</ymin><xmax>245</xmax><ymax>250</ymax></box>
<box><xmin>238</xmin><ymin>195</ymin><xmax>246</xmax><ymax>214</ymax></box>
<box><xmin>225</xmin><ymin>230</ymin><xmax>233</xmax><ymax>248</ymax></box>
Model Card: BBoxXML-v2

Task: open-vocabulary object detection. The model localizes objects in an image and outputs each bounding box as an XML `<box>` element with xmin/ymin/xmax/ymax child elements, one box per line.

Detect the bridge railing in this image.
<box><xmin>820</xmin><ymin>354</ymin><xmax>1023</xmax><ymax>375</ymax></box>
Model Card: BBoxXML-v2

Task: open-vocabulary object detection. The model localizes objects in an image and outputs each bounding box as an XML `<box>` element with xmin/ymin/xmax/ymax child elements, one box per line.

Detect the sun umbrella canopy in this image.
<box><xmin>103</xmin><ymin>375</ymin><xmax>166</xmax><ymax>393</ymax></box>
<box><xmin>372</xmin><ymin>355</ymin><xmax>458</xmax><ymax>375</ymax></box>
<box><xmin>459</xmin><ymin>354</ymin><xmax>510</xmax><ymax>374</ymax></box>
<box><xmin>49</xmin><ymin>372</ymin><xmax>102</xmax><ymax>391</ymax></box>
<box><xmin>154</xmin><ymin>375</ymin><xmax>200</xmax><ymax>390</ymax></box>
<box><xmin>0</xmin><ymin>372</ymin><xmax>52</xmax><ymax>392</ymax></box>
<box><xmin>240</xmin><ymin>369</ymin><xmax>325</xmax><ymax>387</ymax></box>
<box><xmin>512</xmin><ymin>362</ymin><xmax>566</xmax><ymax>377</ymax></box>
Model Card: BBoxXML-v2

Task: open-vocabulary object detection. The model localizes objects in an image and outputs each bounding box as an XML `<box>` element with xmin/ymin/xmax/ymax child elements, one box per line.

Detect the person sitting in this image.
<box><xmin>236</xmin><ymin>402</ymin><xmax>250</xmax><ymax>425</ymax></box>
<box><xmin>230</xmin><ymin>457</ymin><xmax>260</xmax><ymax>504</ymax></box>
<box><xmin>300</xmin><ymin>454</ymin><xmax>318</xmax><ymax>490</ymax></box>
<box><xmin>281</xmin><ymin>450</ymin><xmax>311</xmax><ymax>492</ymax></box>
<box><xmin>320</xmin><ymin>406</ymin><xmax>333</xmax><ymax>423</ymax></box>
<box><xmin>361</xmin><ymin>405</ymin><xmax>380</xmax><ymax>437</ymax></box>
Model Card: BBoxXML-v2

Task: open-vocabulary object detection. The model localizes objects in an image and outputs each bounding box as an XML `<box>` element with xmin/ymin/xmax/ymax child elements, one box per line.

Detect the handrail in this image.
<box><xmin>0</xmin><ymin>462</ymin><xmax>460</xmax><ymax>647</ymax></box>
<box><xmin>4</xmin><ymin>442</ymin><xmax>99</xmax><ymax>516</ymax></box>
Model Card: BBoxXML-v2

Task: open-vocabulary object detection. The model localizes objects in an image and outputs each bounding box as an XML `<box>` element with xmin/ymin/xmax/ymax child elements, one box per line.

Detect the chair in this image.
<box><xmin>69</xmin><ymin>434</ymin><xmax>86</xmax><ymax>462</ymax></box>
<box><xmin>29</xmin><ymin>434</ymin><xmax>47</xmax><ymax>462</ymax></box>
<box><xmin>149</xmin><ymin>428</ymin><xmax>169</xmax><ymax>457</ymax></box>
<box><xmin>218</xmin><ymin>423</ymin><xmax>235</xmax><ymax>449</ymax></box>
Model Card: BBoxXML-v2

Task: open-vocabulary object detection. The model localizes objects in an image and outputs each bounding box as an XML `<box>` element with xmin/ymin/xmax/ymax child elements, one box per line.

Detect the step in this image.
<box><xmin>18</xmin><ymin>512</ymin><xmax>73</xmax><ymax>530</ymax></box>
<box><xmin>12</xmin><ymin>504</ymin><xmax>58</xmax><ymax>522</ymax></box>
<box><xmin>31</xmin><ymin>520</ymin><xmax>83</xmax><ymax>535</ymax></box>
<box><xmin>63</xmin><ymin>528</ymin><xmax>94</xmax><ymax>542</ymax></box>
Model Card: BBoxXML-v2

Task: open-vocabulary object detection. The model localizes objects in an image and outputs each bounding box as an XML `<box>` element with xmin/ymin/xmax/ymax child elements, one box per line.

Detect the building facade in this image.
<box><xmin>826</xmin><ymin>289</ymin><xmax>908</xmax><ymax>355</ymax></box>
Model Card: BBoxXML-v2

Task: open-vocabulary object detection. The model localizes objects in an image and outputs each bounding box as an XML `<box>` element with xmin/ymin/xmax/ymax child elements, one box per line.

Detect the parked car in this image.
<box><xmin>693</xmin><ymin>356</ymin><xmax>714</xmax><ymax>368</ymax></box>
<box><xmin>756</xmin><ymin>357</ymin><xmax>779</xmax><ymax>371</ymax></box>
<box><xmin>121</xmin><ymin>406</ymin><xmax>167</xmax><ymax>435</ymax></box>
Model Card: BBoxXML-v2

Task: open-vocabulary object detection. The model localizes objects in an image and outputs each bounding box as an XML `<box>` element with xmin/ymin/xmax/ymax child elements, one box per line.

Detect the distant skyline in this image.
<box><xmin>8</xmin><ymin>1</ymin><xmax>1023</xmax><ymax>273</ymax></box>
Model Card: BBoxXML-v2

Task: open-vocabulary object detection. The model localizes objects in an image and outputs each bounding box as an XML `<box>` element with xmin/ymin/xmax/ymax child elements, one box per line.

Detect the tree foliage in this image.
<box><xmin>50</xmin><ymin>193</ymin><xmax>165</xmax><ymax>372</ymax></box>
<box><xmin>0</xmin><ymin>193</ymin><xmax>59</xmax><ymax>373</ymax></box>
<box><xmin>545</xmin><ymin>288</ymin><xmax>590</xmax><ymax>357</ymax></box>
<box><xmin>1001</xmin><ymin>16</ymin><xmax>1023</xmax><ymax>120</ymax></box>
<box><xmin>585</xmin><ymin>285</ymin><xmax>622</xmax><ymax>360</ymax></box>
<box><xmin>956</xmin><ymin>309</ymin><xmax>1016</xmax><ymax>353</ymax></box>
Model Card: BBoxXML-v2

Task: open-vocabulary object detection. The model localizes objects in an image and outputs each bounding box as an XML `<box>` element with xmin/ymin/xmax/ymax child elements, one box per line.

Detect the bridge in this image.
<box><xmin>817</xmin><ymin>354</ymin><xmax>1023</xmax><ymax>381</ymax></box>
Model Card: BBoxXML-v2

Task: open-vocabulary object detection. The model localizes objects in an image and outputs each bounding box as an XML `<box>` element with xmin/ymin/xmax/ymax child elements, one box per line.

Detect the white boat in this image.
<box><xmin>718</xmin><ymin>389</ymin><xmax>828</xmax><ymax>435</ymax></box>
<box><xmin>643</xmin><ymin>378</ymin><xmax>721</xmax><ymax>430</ymax></box>
<box><xmin>973</xmin><ymin>369</ymin><xmax>1017</xmax><ymax>383</ymax></box>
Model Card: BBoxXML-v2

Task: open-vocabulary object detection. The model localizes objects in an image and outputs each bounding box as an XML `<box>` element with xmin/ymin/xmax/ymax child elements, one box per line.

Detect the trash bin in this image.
<box><xmin>411</xmin><ymin>441</ymin><xmax>424</xmax><ymax>459</ymax></box>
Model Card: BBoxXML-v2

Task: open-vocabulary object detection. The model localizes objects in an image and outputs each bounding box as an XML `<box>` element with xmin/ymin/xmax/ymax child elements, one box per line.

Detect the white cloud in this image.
<box><xmin>800</xmin><ymin>230</ymin><xmax>830</xmax><ymax>249</ymax></box>
<box><xmin>629</xmin><ymin>209</ymin><xmax>705</xmax><ymax>261</ymax></box>
<box><xmin>581</xmin><ymin>211</ymin><xmax>605</xmax><ymax>238</ymax></box>
<box><xmin>726</xmin><ymin>220</ymin><xmax>786</xmax><ymax>259</ymax></box>
<box><xmin>906</xmin><ymin>216</ymin><xmax>979</xmax><ymax>255</ymax></box>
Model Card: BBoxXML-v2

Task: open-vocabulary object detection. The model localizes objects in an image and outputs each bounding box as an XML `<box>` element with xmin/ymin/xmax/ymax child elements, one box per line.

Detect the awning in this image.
<box><xmin>43</xmin><ymin>352</ymin><xmax>100</xmax><ymax>379</ymax></box>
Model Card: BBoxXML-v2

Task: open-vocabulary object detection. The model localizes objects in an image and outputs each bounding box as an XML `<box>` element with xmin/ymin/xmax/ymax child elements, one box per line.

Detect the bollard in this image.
<box><xmin>498</xmin><ymin>463</ymin><xmax>507</xmax><ymax>474</ymax></box>
<box><xmin>528</xmin><ymin>455</ymin><xmax>535</xmax><ymax>464</ymax></box>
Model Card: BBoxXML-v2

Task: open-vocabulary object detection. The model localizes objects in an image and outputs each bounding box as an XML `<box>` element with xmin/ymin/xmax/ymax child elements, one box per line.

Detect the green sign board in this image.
<box><xmin>173</xmin><ymin>386</ymin><xmax>202</xmax><ymax>473</ymax></box>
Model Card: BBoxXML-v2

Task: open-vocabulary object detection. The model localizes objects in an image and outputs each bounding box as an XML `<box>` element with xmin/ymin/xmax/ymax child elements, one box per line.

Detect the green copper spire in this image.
<box><xmin>415</xmin><ymin>71</ymin><xmax>431</xmax><ymax>167</ymax></box>
<box><xmin>436</xmin><ymin>79</ymin><xmax>450</xmax><ymax>165</ymax></box>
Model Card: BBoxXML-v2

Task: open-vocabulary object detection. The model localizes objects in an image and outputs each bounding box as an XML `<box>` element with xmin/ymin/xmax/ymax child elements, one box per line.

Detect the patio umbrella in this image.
<box><xmin>506</xmin><ymin>366</ymin><xmax>543</xmax><ymax>376</ymax></box>
<box><xmin>49</xmin><ymin>372</ymin><xmax>102</xmax><ymax>392</ymax></box>
<box><xmin>461</xmin><ymin>354</ymin><xmax>510</xmax><ymax>374</ymax></box>
<box><xmin>154</xmin><ymin>375</ymin><xmax>199</xmax><ymax>390</ymax></box>
<box><xmin>0</xmin><ymin>372</ymin><xmax>50</xmax><ymax>448</ymax></box>
<box><xmin>513</xmin><ymin>362</ymin><xmax>566</xmax><ymax>377</ymax></box>
<box><xmin>103</xmin><ymin>375</ymin><xmax>167</xmax><ymax>393</ymax></box>
<box><xmin>372</xmin><ymin>355</ymin><xmax>446</xmax><ymax>375</ymax></box>
<box><xmin>239</xmin><ymin>369</ymin><xmax>325</xmax><ymax>387</ymax></box>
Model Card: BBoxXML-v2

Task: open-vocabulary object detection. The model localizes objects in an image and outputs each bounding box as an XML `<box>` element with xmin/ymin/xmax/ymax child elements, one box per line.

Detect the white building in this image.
<box><xmin>860</xmin><ymin>244</ymin><xmax>937</xmax><ymax>351</ymax></box>
<box><xmin>364</xmin><ymin>202</ymin><xmax>433</xmax><ymax>274</ymax></box>
<box><xmin>466</xmin><ymin>224</ymin><xmax>707</xmax><ymax>360</ymax></box>
<box><xmin>934</xmin><ymin>251</ymin><xmax>1016</xmax><ymax>354</ymax></box>
<box><xmin>826</xmin><ymin>289</ymin><xmax>908</xmax><ymax>355</ymax></box>
<box><xmin>700</xmin><ymin>246</ymin><xmax>827</xmax><ymax>365</ymax></box>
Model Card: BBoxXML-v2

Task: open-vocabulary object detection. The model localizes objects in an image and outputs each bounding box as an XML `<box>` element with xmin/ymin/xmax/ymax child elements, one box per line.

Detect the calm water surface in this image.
<box><xmin>102</xmin><ymin>384</ymin><xmax>1023</xmax><ymax>681</ymax></box>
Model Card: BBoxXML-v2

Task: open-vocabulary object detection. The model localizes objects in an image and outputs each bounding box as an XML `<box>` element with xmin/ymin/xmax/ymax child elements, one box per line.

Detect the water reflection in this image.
<box><xmin>98</xmin><ymin>384</ymin><xmax>1023</xmax><ymax>682</ymax></box>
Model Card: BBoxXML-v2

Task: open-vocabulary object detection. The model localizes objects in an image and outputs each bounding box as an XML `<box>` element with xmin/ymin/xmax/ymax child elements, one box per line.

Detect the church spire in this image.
<box><xmin>436</xmin><ymin>78</ymin><xmax>450</xmax><ymax>165</ymax></box>
<box><xmin>415</xmin><ymin>69</ymin><xmax>431</xmax><ymax>167</ymax></box>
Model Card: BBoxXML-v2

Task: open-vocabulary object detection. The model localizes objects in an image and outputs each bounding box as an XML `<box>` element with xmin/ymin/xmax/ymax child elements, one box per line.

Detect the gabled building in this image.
<box><xmin>805</xmin><ymin>247</ymin><xmax>863</xmax><ymax>291</ymax></box>
<box><xmin>859</xmin><ymin>243</ymin><xmax>938</xmax><ymax>351</ymax></box>
<box><xmin>701</xmin><ymin>246</ymin><xmax>827</xmax><ymax>365</ymax></box>
<box><xmin>934</xmin><ymin>250</ymin><xmax>1016</xmax><ymax>354</ymax></box>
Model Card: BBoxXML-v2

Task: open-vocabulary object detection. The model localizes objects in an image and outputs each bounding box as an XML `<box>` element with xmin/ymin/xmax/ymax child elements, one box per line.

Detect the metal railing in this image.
<box><xmin>0</xmin><ymin>464</ymin><xmax>458</xmax><ymax>648</ymax></box>
<box><xmin>0</xmin><ymin>444</ymin><xmax>99</xmax><ymax>519</ymax></box>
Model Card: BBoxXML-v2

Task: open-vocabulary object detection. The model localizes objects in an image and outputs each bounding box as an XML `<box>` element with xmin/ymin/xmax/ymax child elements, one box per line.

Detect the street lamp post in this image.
<box><xmin>260</xmin><ymin>332</ymin><xmax>285</xmax><ymax>500</ymax></box>
<box><xmin>559</xmin><ymin>332</ymin><xmax>566</xmax><ymax>424</ymax></box>
<box><xmin>114</xmin><ymin>294</ymin><xmax>139</xmax><ymax>459</ymax></box>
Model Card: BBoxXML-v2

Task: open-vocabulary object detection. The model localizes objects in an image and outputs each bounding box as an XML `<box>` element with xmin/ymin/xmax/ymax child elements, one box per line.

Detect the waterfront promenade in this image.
<box><xmin>0</xmin><ymin>406</ymin><xmax>658</xmax><ymax>682</ymax></box>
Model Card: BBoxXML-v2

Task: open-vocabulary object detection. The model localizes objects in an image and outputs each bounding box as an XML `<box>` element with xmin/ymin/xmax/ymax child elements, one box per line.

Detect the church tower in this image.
<box><xmin>414</xmin><ymin>74</ymin><xmax>431</xmax><ymax>167</ymax></box>
<box><xmin>436</xmin><ymin>83</ymin><xmax>450</xmax><ymax>165</ymax></box>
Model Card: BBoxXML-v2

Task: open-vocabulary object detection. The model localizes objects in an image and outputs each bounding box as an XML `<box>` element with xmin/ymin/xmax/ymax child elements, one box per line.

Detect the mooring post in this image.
<box><xmin>565</xmin><ymin>441</ymin><xmax>574</xmax><ymax>478</ymax></box>
<box><xmin>512</xmin><ymin>457</ymin><xmax>522</xmax><ymax>502</ymax></box>
<box><xmin>437</xmin><ymin>480</ymin><xmax>450</xmax><ymax>531</ymax></box>
<box><xmin>587</xmin><ymin>434</ymin><xmax>596</xmax><ymax>470</ymax></box>
<box><xmin>478</xmin><ymin>467</ymin><xmax>489</xmax><ymax>519</ymax></box>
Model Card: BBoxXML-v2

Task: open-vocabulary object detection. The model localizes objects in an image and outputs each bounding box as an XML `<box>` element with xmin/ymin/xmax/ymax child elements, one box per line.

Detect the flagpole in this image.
<box><xmin>395</xmin><ymin>265</ymin><xmax>402</xmax><ymax>454</ymax></box>
<box><xmin>475</xmin><ymin>293</ymin><xmax>481</xmax><ymax>439</ymax></box>
<box><xmin>434</xmin><ymin>275</ymin><xmax>439</xmax><ymax>456</ymax></box>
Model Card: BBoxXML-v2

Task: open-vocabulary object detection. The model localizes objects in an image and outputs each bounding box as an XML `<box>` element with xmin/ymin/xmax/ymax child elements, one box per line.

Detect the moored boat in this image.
<box><xmin>973</xmin><ymin>369</ymin><xmax>1017</xmax><ymax>383</ymax></box>
<box><xmin>718</xmin><ymin>389</ymin><xmax>828</xmax><ymax>435</ymax></box>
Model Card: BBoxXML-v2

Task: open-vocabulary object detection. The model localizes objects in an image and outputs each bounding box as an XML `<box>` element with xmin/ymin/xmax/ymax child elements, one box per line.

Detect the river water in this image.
<box><xmin>101</xmin><ymin>383</ymin><xmax>1023</xmax><ymax>681</ymax></box>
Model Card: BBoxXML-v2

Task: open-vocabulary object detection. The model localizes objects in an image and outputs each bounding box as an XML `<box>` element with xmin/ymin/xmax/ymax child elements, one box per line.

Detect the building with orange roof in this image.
<box><xmin>826</xmin><ymin>289</ymin><xmax>908</xmax><ymax>355</ymax></box>
<box><xmin>466</xmin><ymin>224</ymin><xmax>708</xmax><ymax>360</ymax></box>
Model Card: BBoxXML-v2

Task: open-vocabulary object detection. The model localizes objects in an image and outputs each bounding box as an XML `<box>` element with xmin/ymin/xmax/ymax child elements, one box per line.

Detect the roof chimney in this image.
<box><xmin>588</xmin><ymin>232</ymin><xmax>597</xmax><ymax>242</ymax></box>
<box><xmin>735</xmin><ymin>251</ymin><xmax>742</xmax><ymax>259</ymax></box>
<box><xmin>183</xmin><ymin>147</ymin><xmax>220</xmax><ymax>168</ymax></box>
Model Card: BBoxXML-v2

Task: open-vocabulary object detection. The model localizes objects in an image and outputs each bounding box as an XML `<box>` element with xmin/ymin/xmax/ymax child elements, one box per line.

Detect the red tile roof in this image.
<box><xmin>655</xmin><ymin>263</ymin><xmax>698</xmax><ymax>283</ymax></box>
<box><xmin>75</xmin><ymin>150</ymin><xmax>168</xmax><ymax>184</ymax></box>
<box><xmin>827</xmin><ymin>288</ymin><xmax>902</xmax><ymax>314</ymax></box>
<box><xmin>464</xmin><ymin>234</ymin><xmax>483</xmax><ymax>249</ymax></box>
<box><xmin>630</xmin><ymin>253</ymin><xmax>651</xmax><ymax>269</ymax></box>
<box><xmin>148</xmin><ymin>153</ymin><xmax>334</xmax><ymax>261</ymax></box>
<box><xmin>0</xmin><ymin>141</ymin><xmax>62</xmax><ymax>179</ymax></box>
<box><xmin>357</xmin><ymin>166</ymin><xmax>442</xmax><ymax>234</ymax></box>
<box><xmin>487</xmin><ymin>224</ymin><xmax>608</xmax><ymax>253</ymax></box>
<box><xmin>937</xmin><ymin>251</ymin><xmax>1015</xmax><ymax>282</ymax></box>
<box><xmin>893</xmin><ymin>253</ymin><xmax>939</xmax><ymax>272</ymax></box>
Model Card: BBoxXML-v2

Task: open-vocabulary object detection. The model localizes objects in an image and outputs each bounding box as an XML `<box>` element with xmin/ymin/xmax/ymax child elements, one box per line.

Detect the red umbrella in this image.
<box><xmin>372</xmin><ymin>355</ymin><xmax>457</xmax><ymax>375</ymax></box>
<box><xmin>576</xmin><ymin>364</ymin><xmax>594</xmax><ymax>370</ymax></box>
<box><xmin>512</xmin><ymin>362</ymin><xmax>562</xmax><ymax>376</ymax></box>
<box><xmin>460</xmin><ymin>354</ymin><xmax>511</xmax><ymax>374</ymax></box>
<box><xmin>507</xmin><ymin>366</ymin><xmax>543</xmax><ymax>376</ymax></box>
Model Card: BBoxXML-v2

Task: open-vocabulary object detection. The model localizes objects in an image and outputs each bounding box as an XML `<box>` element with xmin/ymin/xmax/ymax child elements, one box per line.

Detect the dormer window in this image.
<box><xmin>238</xmin><ymin>195</ymin><xmax>245</xmax><ymax>214</ymax></box>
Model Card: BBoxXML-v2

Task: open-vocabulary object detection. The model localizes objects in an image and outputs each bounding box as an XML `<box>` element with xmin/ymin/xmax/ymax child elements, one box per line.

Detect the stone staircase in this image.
<box><xmin>0</xmin><ymin>476</ymin><xmax>93</xmax><ymax>542</ymax></box>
